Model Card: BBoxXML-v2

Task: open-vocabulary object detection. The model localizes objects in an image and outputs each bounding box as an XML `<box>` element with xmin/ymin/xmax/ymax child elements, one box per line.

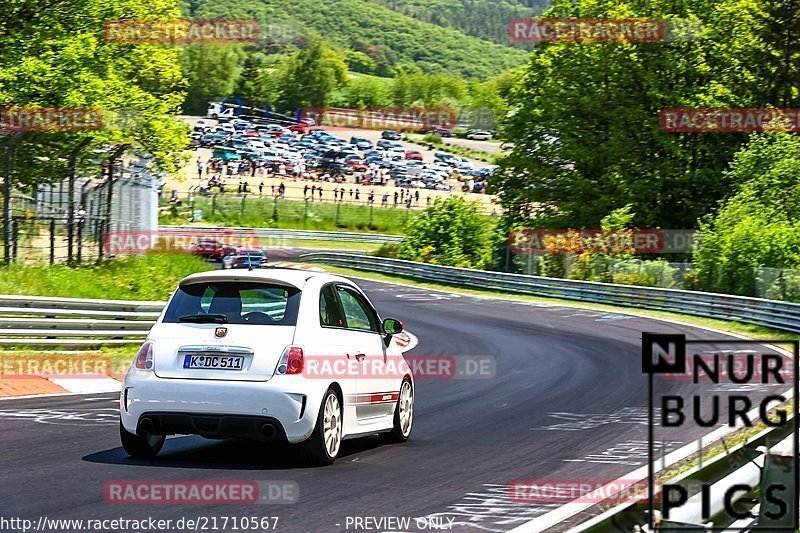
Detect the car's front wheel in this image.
<box><xmin>301</xmin><ymin>388</ymin><xmax>342</xmax><ymax>466</ymax></box>
<box><xmin>119</xmin><ymin>421</ymin><xmax>165</xmax><ymax>458</ymax></box>
<box><xmin>381</xmin><ymin>378</ymin><xmax>413</xmax><ymax>443</ymax></box>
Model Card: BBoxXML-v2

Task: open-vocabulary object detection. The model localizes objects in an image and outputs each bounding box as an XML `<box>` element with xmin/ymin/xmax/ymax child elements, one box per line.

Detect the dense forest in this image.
<box><xmin>368</xmin><ymin>0</ymin><xmax>550</xmax><ymax>45</ymax></box>
<box><xmin>182</xmin><ymin>0</ymin><xmax>529</xmax><ymax>78</ymax></box>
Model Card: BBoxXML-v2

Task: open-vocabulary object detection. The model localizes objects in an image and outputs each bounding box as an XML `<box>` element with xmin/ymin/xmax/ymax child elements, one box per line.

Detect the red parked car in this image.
<box><xmin>406</xmin><ymin>150</ymin><xmax>423</xmax><ymax>161</ymax></box>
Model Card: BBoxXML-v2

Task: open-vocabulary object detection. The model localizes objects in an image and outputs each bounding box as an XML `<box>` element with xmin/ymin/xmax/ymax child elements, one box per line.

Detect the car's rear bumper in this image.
<box><xmin>134</xmin><ymin>412</ymin><xmax>286</xmax><ymax>441</ymax></box>
<box><xmin>120</xmin><ymin>373</ymin><xmax>320</xmax><ymax>443</ymax></box>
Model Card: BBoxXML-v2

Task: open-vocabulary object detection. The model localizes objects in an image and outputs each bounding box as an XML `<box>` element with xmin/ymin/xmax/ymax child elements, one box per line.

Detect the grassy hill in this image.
<box><xmin>186</xmin><ymin>0</ymin><xmax>529</xmax><ymax>79</ymax></box>
<box><xmin>367</xmin><ymin>0</ymin><xmax>550</xmax><ymax>46</ymax></box>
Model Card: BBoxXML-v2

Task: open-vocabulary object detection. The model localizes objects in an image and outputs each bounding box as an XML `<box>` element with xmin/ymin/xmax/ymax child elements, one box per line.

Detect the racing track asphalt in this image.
<box><xmin>0</xmin><ymin>277</ymin><xmax>789</xmax><ymax>533</ymax></box>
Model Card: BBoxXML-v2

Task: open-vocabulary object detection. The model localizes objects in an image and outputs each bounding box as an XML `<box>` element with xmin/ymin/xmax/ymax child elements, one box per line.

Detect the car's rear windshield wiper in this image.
<box><xmin>178</xmin><ymin>313</ymin><xmax>228</xmax><ymax>324</ymax></box>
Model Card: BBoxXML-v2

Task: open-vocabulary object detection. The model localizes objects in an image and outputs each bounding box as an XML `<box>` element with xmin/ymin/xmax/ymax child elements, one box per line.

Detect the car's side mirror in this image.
<box><xmin>382</xmin><ymin>317</ymin><xmax>404</xmax><ymax>335</ymax></box>
<box><xmin>381</xmin><ymin>318</ymin><xmax>404</xmax><ymax>347</ymax></box>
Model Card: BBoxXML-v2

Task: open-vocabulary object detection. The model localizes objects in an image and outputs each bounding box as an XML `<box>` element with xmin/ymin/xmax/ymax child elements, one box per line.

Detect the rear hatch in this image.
<box><xmin>152</xmin><ymin>278</ymin><xmax>302</xmax><ymax>381</ymax></box>
<box><xmin>152</xmin><ymin>323</ymin><xmax>295</xmax><ymax>381</ymax></box>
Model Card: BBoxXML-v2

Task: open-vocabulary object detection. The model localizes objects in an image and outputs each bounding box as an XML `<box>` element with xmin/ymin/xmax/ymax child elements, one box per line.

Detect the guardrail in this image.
<box><xmin>300</xmin><ymin>252</ymin><xmax>800</xmax><ymax>333</ymax></box>
<box><xmin>570</xmin><ymin>422</ymin><xmax>796</xmax><ymax>532</ymax></box>
<box><xmin>0</xmin><ymin>295</ymin><xmax>161</xmax><ymax>347</ymax></box>
<box><xmin>159</xmin><ymin>225</ymin><xmax>402</xmax><ymax>245</ymax></box>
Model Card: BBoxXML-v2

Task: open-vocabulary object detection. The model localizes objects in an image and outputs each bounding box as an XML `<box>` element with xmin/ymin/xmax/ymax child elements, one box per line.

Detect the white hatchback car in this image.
<box><xmin>119</xmin><ymin>269</ymin><xmax>413</xmax><ymax>465</ymax></box>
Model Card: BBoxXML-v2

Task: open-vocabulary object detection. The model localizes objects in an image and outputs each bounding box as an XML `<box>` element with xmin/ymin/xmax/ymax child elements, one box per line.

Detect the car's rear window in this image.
<box><xmin>163</xmin><ymin>282</ymin><xmax>301</xmax><ymax>325</ymax></box>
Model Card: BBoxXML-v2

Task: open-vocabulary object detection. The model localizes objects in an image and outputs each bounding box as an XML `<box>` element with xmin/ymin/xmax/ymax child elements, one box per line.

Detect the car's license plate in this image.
<box><xmin>183</xmin><ymin>354</ymin><xmax>244</xmax><ymax>370</ymax></box>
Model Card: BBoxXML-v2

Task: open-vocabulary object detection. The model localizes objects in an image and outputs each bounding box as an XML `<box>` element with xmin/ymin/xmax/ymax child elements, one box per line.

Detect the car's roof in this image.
<box><xmin>179</xmin><ymin>269</ymin><xmax>348</xmax><ymax>290</ymax></box>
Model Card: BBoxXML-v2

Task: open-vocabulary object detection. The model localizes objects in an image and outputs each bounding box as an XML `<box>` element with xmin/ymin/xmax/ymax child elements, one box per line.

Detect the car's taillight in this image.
<box><xmin>133</xmin><ymin>341</ymin><xmax>154</xmax><ymax>370</ymax></box>
<box><xmin>277</xmin><ymin>346</ymin><xmax>304</xmax><ymax>375</ymax></box>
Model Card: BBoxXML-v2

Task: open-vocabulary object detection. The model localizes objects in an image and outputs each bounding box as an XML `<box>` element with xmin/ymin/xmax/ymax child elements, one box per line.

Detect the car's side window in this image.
<box><xmin>337</xmin><ymin>286</ymin><xmax>380</xmax><ymax>333</ymax></box>
<box><xmin>319</xmin><ymin>284</ymin><xmax>345</xmax><ymax>328</ymax></box>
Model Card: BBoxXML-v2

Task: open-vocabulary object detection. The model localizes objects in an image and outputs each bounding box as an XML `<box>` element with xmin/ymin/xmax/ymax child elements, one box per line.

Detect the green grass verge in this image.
<box><xmin>408</xmin><ymin>133</ymin><xmax>501</xmax><ymax>164</ymax></box>
<box><xmin>0</xmin><ymin>253</ymin><xmax>212</xmax><ymax>301</ymax></box>
<box><xmin>275</xmin><ymin>239</ymin><xmax>382</xmax><ymax>252</ymax></box>
<box><xmin>160</xmin><ymin>195</ymin><xmax>416</xmax><ymax>234</ymax></box>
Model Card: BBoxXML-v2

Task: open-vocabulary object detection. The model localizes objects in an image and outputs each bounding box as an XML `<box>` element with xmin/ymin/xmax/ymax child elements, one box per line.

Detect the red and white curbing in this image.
<box><xmin>267</xmin><ymin>261</ymin><xmax>325</xmax><ymax>271</ymax></box>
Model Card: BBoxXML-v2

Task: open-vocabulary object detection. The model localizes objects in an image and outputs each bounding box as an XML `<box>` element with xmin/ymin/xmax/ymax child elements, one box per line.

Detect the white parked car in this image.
<box><xmin>467</xmin><ymin>130</ymin><xmax>493</xmax><ymax>140</ymax></box>
<box><xmin>386</xmin><ymin>148</ymin><xmax>406</xmax><ymax>160</ymax></box>
<box><xmin>120</xmin><ymin>269</ymin><xmax>413</xmax><ymax>465</ymax></box>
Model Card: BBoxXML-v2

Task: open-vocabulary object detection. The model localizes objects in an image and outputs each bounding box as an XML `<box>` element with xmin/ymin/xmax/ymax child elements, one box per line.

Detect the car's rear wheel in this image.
<box><xmin>119</xmin><ymin>421</ymin><xmax>165</xmax><ymax>458</ymax></box>
<box><xmin>302</xmin><ymin>388</ymin><xmax>342</xmax><ymax>466</ymax></box>
<box><xmin>381</xmin><ymin>378</ymin><xmax>413</xmax><ymax>443</ymax></box>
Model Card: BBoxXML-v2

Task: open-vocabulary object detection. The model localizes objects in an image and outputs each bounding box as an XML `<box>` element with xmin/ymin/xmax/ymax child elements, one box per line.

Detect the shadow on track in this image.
<box><xmin>83</xmin><ymin>435</ymin><xmax>387</xmax><ymax>470</ymax></box>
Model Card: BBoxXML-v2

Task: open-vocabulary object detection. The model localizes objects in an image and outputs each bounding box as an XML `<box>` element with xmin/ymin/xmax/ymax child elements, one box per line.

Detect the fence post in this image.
<box><xmin>49</xmin><ymin>218</ymin><xmax>55</xmax><ymax>264</ymax></box>
<box><xmin>335</xmin><ymin>202</ymin><xmax>341</xmax><ymax>225</ymax></box>
<box><xmin>240</xmin><ymin>194</ymin><xmax>246</xmax><ymax>217</ymax></box>
<box><xmin>272</xmin><ymin>197</ymin><xmax>278</xmax><ymax>222</ymax></box>
<box><xmin>212</xmin><ymin>193</ymin><xmax>217</xmax><ymax>215</ymax></box>
<box><xmin>67</xmin><ymin>138</ymin><xmax>90</xmax><ymax>264</ymax></box>
<box><xmin>369</xmin><ymin>204</ymin><xmax>374</xmax><ymax>227</ymax></box>
<box><xmin>11</xmin><ymin>219</ymin><xmax>18</xmax><ymax>261</ymax></box>
<box><xmin>303</xmin><ymin>198</ymin><xmax>309</xmax><ymax>224</ymax></box>
<box><xmin>97</xmin><ymin>219</ymin><xmax>105</xmax><ymax>261</ymax></box>
<box><xmin>76</xmin><ymin>222</ymin><xmax>83</xmax><ymax>264</ymax></box>
<box><xmin>3</xmin><ymin>132</ymin><xmax>24</xmax><ymax>265</ymax></box>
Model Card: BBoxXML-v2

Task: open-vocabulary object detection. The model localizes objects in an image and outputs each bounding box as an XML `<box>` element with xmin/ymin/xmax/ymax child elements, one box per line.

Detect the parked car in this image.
<box><xmin>433</xmin><ymin>151</ymin><xmax>458</xmax><ymax>165</ymax></box>
<box><xmin>211</xmin><ymin>148</ymin><xmax>242</xmax><ymax>162</ymax></box>
<box><xmin>119</xmin><ymin>269</ymin><xmax>413</xmax><ymax>465</ymax></box>
<box><xmin>381</xmin><ymin>130</ymin><xmax>402</xmax><ymax>140</ymax></box>
<box><xmin>429</xmin><ymin>128</ymin><xmax>453</xmax><ymax>137</ymax></box>
<box><xmin>350</xmin><ymin>136</ymin><xmax>373</xmax><ymax>150</ymax></box>
<box><xmin>344</xmin><ymin>154</ymin><xmax>368</xmax><ymax>171</ymax></box>
<box><xmin>405</xmin><ymin>150</ymin><xmax>423</xmax><ymax>161</ymax></box>
<box><xmin>377</xmin><ymin>140</ymin><xmax>403</xmax><ymax>150</ymax></box>
<box><xmin>466</xmin><ymin>130</ymin><xmax>493</xmax><ymax>140</ymax></box>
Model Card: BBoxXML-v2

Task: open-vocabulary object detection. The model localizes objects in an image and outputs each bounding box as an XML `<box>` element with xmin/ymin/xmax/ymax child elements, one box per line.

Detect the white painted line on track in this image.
<box><xmin>49</xmin><ymin>377</ymin><xmax>122</xmax><ymax>394</ymax></box>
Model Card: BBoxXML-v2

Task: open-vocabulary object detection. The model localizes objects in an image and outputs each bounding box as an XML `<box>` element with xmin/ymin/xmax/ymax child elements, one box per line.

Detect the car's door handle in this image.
<box><xmin>354</xmin><ymin>353</ymin><xmax>366</xmax><ymax>362</ymax></box>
